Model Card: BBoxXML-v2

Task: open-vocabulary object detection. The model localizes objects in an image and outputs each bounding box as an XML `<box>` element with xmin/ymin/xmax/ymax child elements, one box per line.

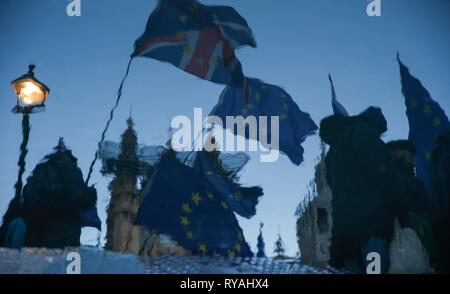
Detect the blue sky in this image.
<box><xmin>0</xmin><ymin>0</ymin><xmax>449</xmax><ymax>256</ymax></box>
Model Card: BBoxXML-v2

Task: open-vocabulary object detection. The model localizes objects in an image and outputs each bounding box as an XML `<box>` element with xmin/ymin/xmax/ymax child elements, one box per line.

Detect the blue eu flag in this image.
<box><xmin>192</xmin><ymin>151</ymin><xmax>263</xmax><ymax>219</ymax></box>
<box><xmin>398</xmin><ymin>55</ymin><xmax>450</xmax><ymax>192</ymax></box>
<box><xmin>135</xmin><ymin>154</ymin><xmax>253</xmax><ymax>257</ymax></box>
<box><xmin>132</xmin><ymin>0</ymin><xmax>255</xmax><ymax>91</ymax></box>
<box><xmin>210</xmin><ymin>78</ymin><xmax>318</xmax><ymax>165</ymax></box>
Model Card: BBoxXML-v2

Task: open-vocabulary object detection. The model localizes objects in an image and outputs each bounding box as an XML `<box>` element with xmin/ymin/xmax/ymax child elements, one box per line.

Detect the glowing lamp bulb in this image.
<box><xmin>19</xmin><ymin>81</ymin><xmax>45</xmax><ymax>106</ymax></box>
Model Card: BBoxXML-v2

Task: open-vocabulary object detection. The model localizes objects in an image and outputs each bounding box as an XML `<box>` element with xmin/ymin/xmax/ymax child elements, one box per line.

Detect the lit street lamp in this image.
<box><xmin>11</xmin><ymin>65</ymin><xmax>50</xmax><ymax>200</ymax></box>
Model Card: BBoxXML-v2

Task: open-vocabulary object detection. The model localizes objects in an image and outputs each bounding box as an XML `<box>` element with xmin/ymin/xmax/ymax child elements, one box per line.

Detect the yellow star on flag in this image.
<box><xmin>255</xmin><ymin>92</ymin><xmax>261</xmax><ymax>102</ymax></box>
<box><xmin>191</xmin><ymin>192</ymin><xmax>202</xmax><ymax>206</ymax></box>
<box><xmin>207</xmin><ymin>192</ymin><xmax>214</xmax><ymax>200</ymax></box>
<box><xmin>228</xmin><ymin>250</ymin><xmax>236</xmax><ymax>258</ymax></box>
<box><xmin>410</xmin><ymin>99</ymin><xmax>418</xmax><ymax>107</ymax></box>
<box><xmin>433</xmin><ymin>117</ymin><xmax>441</xmax><ymax>127</ymax></box>
<box><xmin>234</xmin><ymin>243</ymin><xmax>241</xmax><ymax>252</ymax></box>
<box><xmin>179</xmin><ymin>15</ymin><xmax>187</xmax><ymax>23</ymax></box>
<box><xmin>180</xmin><ymin>216</ymin><xmax>190</xmax><ymax>226</ymax></box>
<box><xmin>186</xmin><ymin>231</ymin><xmax>193</xmax><ymax>239</ymax></box>
<box><xmin>199</xmin><ymin>243</ymin><xmax>207</xmax><ymax>254</ymax></box>
<box><xmin>422</xmin><ymin>105</ymin><xmax>431</xmax><ymax>114</ymax></box>
<box><xmin>182</xmin><ymin>203</ymin><xmax>192</xmax><ymax>214</ymax></box>
<box><xmin>183</xmin><ymin>44</ymin><xmax>191</xmax><ymax>54</ymax></box>
<box><xmin>221</xmin><ymin>201</ymin><xmax>229</xmax><ymax>210</ymax></box>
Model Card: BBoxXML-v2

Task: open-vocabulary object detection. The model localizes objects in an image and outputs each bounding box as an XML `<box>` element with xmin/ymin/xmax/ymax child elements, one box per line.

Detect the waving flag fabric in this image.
<box><xmin>328</xmin><ymin>74</ymin><xmax>349</xmax><ymax>116</ymax></box>
<box><xmin>210</xmin><ymin>78</ymin><xmax>318</xmax><ymax>165</ymax></box>
<box><xmin>398</xmin><ymin>55</ymin><xmax>450</xmax><ymax>192</ymax></box>
<box><xmin>192</xmin><ymin>151</ymin><xmax>263</xmax><ymax>219</ymax></box>
<box><xmin>132</xmin><ymin>0</ymin><xmax>255</xmax><ymax>91</ymax></box>
<box><xmin>135</xmin><ymin>154</ymin><xmax>253</xmax><ymax>258</ymax></box>
<box><xmin>80</xmin><ymin>206</ymin><xmax>102</xmax><ymax>230</ymax></box>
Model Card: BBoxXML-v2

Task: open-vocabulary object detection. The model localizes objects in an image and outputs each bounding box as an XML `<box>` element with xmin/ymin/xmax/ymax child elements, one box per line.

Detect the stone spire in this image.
<box><xmin>105</xmin><ymin>116</ymin><xmax>145</xmax><ymax>253</ymax></box>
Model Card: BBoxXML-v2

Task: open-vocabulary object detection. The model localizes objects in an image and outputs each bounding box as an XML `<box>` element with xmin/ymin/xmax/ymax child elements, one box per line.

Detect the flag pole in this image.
<box><xmin>85</xmin><ymin>58</ymin><xmax>133</xmax><ymax>185</ymax></box>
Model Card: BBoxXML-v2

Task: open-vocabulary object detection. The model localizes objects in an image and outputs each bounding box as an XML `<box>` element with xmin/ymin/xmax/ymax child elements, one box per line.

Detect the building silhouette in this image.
<box><xmin>296</xmin><ymin>144</ymin><xmax>333</xmax><ymax>268</ymax></box>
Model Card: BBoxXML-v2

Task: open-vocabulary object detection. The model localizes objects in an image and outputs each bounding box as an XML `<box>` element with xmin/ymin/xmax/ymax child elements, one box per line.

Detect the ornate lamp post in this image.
<box><xmin>11</xmin><ymin>65</ymin><xmax>50</xmax><ymax>200</ymax></box>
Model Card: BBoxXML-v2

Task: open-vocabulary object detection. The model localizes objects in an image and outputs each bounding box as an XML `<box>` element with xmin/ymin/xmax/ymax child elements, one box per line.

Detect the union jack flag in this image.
<box><xmin>132</xmin><ymin>0</ymin><xmax>255</xmax><ymax>96</ymax></box>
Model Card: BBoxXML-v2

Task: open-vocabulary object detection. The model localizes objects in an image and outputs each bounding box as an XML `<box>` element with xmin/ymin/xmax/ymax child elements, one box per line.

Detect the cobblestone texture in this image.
<box><xmin>0</xmin><ymin>247</ymin><xmax>349</xmax><ymax>274</ymax></box>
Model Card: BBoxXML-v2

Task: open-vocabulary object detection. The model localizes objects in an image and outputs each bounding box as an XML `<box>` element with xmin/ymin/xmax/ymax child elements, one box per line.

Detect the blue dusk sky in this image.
<box><xmin>0</xmin><ymin>0</ymin><xmax>449</xmax><ymax>256</ymax></box>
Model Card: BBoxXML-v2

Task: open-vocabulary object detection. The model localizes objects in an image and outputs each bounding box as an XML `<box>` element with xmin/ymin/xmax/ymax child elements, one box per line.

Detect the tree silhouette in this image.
<box><xmin>273</xmin><ymin>231</ymin><xmax>287</xmax><ymax>259</ymax></box>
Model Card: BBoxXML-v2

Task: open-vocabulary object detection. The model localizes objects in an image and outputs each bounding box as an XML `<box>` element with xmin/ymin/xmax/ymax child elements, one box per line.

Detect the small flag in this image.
<box><xmin>329</xmin><ymin>74</ymin><xmax>349</xmax><ymax>116</ymax></box>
